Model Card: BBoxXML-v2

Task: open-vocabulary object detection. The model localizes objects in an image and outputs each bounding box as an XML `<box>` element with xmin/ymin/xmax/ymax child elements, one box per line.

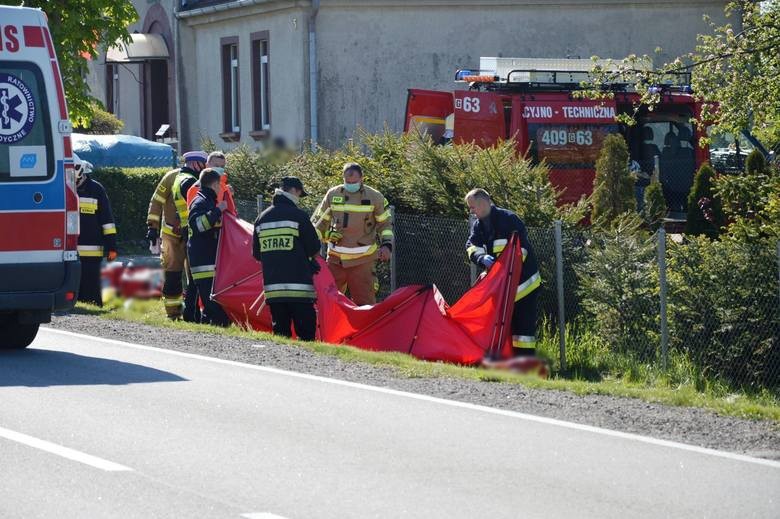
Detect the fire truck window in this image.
<box><xmin>528</xmin><ymin>123</ymin><xmax>619</xmax><ymax>169</ymax></box>
<box><xmin>407</xmin><ymin>115</ymin><xmax>445</xmax><ymax>144</ymax></box>
<box><xmin>0</xmin><ymin>61</ymin><xmax>54</xmax><ymax>182</ymax></box>
<box><xmin>640</xmin><ymin>117</ymin><xmax>696</xmax><ymax>215</ymax></box>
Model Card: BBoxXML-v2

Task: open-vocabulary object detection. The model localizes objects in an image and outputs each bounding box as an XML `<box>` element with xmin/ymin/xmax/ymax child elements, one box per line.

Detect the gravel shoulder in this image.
<box><xmin>47</xmin><ymin>313</ymin><xmax>780</xmax><ymax>460</ymax></box>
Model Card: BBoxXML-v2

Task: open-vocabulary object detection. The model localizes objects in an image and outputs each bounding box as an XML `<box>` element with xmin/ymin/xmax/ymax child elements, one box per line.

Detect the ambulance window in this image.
<box><xmin>0</xmin><ymin>61</ymin><xmax>54</xmax><ymax>182</ymax></box>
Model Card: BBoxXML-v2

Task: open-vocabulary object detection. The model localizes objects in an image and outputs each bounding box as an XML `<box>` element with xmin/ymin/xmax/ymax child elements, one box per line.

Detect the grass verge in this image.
<box><xmin>71</xmin><ymin>299</ymin><xmax>780</xmax><ymax>422</ymax></box>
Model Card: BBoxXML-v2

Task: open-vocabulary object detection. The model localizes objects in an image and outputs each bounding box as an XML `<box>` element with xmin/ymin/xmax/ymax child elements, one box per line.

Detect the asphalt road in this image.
<box><xmin>1</xmin><ymin>328</ymin><xmax>778</xmax><ymax>519</ymax></box>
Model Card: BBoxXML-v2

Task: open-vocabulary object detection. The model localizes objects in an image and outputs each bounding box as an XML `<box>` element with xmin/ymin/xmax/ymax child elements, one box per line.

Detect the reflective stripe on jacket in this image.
<box><xmin>466</xmin><ymin>205</ymin><xmax>541</xmax><ymax>301</ymax></box>
<box><xmin>311</xmin><ymin>183</ymin><xmax>393</xmax><ymax>267</ymax></box>
<box><xmin>77</xmin><ymin>176</ymin><xmax>116</xmax><ymax>257</ymax></box>
<box><xmin>147</xmin><ymin>166</ymin><xmax>198</xmax><ymax>237</ymax></box>
<box><xmin>253</xmin><ymin>191</ymin><xmax>321</xmax><ymax>302</ymax></box>
<box><xmin>187</xmin><ymin>187</ymin><xmax>223</xmax><ymax>273</ymax></box>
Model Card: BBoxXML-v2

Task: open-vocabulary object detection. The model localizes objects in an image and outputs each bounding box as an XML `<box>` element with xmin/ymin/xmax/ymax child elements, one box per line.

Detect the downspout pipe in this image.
<box><xmin>173</xmin><ymin>7</ymin><xmax>183</xmax><ymax>154</ymax></box>
<box><xmin>309</xmin><ymin>0</ymin><xmax>320</xmax><ymax>150</ymax></box>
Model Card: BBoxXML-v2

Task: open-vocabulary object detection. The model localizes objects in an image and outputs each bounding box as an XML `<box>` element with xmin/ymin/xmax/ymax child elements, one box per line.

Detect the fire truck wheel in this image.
<box><xmin>0</xmin><ymin>322</ymin><xmax>40</xmax><ymax>349</ymax></box>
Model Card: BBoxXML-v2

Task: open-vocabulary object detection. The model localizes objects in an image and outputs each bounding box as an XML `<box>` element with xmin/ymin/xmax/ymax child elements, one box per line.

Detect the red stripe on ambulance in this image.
<box><xmin>42</xmin><ymin>28</ymin><xmax>67</xmax><ymax>118</ymax></box>
<box><xmin>22</xmin><ymin>25</ymin><xmax>45</xmax><ymax>47</ymax></box>
<box><xmin>0</xmin><ymin>212</ymin><xmax>65</xmax><ymax>251</ymax></box>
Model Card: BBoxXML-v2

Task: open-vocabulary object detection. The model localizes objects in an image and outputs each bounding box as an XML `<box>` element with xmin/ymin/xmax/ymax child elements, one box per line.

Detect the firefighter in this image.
<box><xmin>253</xmin><ymin>177</ymin><xmax>321</xmax><ymax>340</ymax></box>
<box><xmin>185</xmin><ymin>151</ymin><xmax>229</xmax><ymax>207</ymax></box>
<box><xmin>312</xmin><ymin>162</ymin><xmax>393</xmax><ymax>306</ymax></box>
<box><xmin>187</xmin><ymin>168</ymin><xmax>230</xmax><ymax>327</ymax></box>
<box><xmin>465</xmin><ymin>188</ymin><xmax>542</xmax><ymax>360</ymax></box>
<box><xmin>74</xmin><ymin>154</ymin><xmax>117</xmax><ymax>306</ymax></box>
<box><xmin>146</xmin><ymin>151</ymin><xmax>207</xmax><ymax>320</ymax></box>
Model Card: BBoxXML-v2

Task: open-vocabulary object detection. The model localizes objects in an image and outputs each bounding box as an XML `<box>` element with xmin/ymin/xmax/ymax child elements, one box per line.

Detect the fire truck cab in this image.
<box><xmin>405</xmin><ymin>57</ymin><xmax>709</xmax><ymax>218</ymax></box>
<box><xmin>0</xmin><ymin>6</ymin><xmax>80</xmax><ymax>349</ymax></box>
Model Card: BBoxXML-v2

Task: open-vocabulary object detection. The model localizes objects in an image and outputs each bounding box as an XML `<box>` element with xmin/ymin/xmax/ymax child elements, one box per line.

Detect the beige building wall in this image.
<box><xmin>315</xmin><ymin>0</ymin><xmax>729</xmax><ymax>147</ymax></box>
<box><xmin>88</xmin><ymin>0</ymin><xmax>730</xmax><ymax>151</ymax></box>
<box><xmin>180</xmin><ymin>2</ymin><xmax>310</xmax><ymax>151</ymax></box>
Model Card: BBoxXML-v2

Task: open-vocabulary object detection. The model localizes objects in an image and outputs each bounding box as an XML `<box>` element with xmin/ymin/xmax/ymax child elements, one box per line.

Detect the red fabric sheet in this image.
<box><xmin>212</xmin><ymin>213</ymin><xmax>522</xmax><ymax>364</ymax></box>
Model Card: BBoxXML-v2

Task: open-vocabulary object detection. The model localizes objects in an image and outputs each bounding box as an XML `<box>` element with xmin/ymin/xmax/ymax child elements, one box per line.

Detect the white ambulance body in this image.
<box><xmin>0</xmin><ymin>6</ymin><xmax>80</xmax><ymax>348</ymax></box>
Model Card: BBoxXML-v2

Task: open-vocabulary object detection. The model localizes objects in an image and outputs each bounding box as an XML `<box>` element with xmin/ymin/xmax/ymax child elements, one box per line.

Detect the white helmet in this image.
<box><xmin>72</xmin><ymin>153</ymin><xmax>92</xmax><ymax>184</ymax></box>
<box><xmin>73</xmin><ymin>153</ymin><xmax>85</xmax><ymax>184</ymax></box>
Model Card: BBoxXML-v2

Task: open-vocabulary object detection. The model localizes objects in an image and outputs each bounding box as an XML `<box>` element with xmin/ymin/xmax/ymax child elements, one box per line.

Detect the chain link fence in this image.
<box><xmin>237</xmin><ymin>198</ymin><xmax>780</xmax><ymax>393</ymax></box>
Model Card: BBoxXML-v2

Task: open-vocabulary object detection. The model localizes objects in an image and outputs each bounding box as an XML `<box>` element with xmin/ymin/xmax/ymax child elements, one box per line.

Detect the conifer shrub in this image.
<box><xmin>591</xmin><ymin>134</ymin><xmax>636</xmax><ymax>227</ymax></box>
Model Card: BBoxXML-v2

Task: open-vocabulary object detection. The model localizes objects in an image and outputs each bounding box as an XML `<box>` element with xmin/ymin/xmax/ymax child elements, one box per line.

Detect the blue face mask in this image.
<box><xmin>344</xmin><ymin>182</ymin><xmax>361</xmax><ymax>193</ymax></box>
<box><xmin>212</xmin><ymin>167</ymin><xmax>225</xmax><ymax>175</ymax></box>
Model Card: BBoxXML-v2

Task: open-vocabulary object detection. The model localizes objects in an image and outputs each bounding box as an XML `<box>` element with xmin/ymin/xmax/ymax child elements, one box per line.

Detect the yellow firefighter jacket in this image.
<box><xmin>312</xmin><ymin>184</ymin><xmax>394</xmax><ymax>267</ymax></box>
<box><xmin>147</xmin><ymin>168</ymin><xmax>184</xmax><ymax>238</ymax></box>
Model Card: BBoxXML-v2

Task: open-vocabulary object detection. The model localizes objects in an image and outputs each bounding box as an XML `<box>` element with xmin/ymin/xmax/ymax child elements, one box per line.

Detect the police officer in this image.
<box><xmin>146</xmin><ymin>151</ymin><xmax>206</xmax><ymax>320</ymax></box>
<box><xmin>465</xmin><ymin>188</ymin><xmax>542</xmax><ymax>359</ymax></box>
<box><xmin>74</xmin><ymin>154</ymin><xmax>117</xmax><ymax>306</ymax></box>
<box><xmin>312</xmin><ymin>162</ymin><xmax>394</xmax><ymax>306</ymax></box>
<box><xmin>253</xmin><ymin>177</ymin><xmax>321</xmax><ymax>340</ymax></box>
<box><xmin>187</xmin><ymin>168</ymin><xmax>230</xmax><ymax>327</ymax></box>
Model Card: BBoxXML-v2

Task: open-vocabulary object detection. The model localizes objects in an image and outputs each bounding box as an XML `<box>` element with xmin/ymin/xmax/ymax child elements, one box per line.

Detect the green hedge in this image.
<box><xmin>93</xmin><ymin>131</ymin><xmax>588</xmax><ymax>246</ymax></box>
<box><xmin>91</xmin><ymin>167</ymin><xmax>169</xmax><ymax>242</ymax></box>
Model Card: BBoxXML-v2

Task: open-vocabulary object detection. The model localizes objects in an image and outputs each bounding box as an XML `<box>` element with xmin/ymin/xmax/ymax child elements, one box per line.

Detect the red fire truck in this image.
<box><xmin>405</xmin><ymin>57</ymin><xmax>709</xmax><ymax>217</ymax></box>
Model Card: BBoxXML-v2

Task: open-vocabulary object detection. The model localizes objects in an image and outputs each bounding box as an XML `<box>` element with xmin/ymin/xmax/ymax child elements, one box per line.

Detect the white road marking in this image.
<box><xmin>0</xmin><ymin>425</ymin><xmax>132</xmax><ymax>472</ymax></box>
<box><xmin>241</xmin><ymin>513</ymin><xmax>289</xmax><ymax>519</ymax></box>
<box><xmin>41</xmin><ymin>327</ymin><xmax>780</xmax><ymax>469</ymax></box>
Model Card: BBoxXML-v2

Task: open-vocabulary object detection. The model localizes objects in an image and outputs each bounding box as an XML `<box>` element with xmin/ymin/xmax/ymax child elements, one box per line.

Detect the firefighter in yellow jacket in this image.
<box><xmin>145</xmin><ymin>151</ymin><xmax>207</xmax><ymax>319</ymax></box>
<box><xmin>312</xmin><ymin>162</ymin><xmax>393</xmax><ymax>306</ymax></box>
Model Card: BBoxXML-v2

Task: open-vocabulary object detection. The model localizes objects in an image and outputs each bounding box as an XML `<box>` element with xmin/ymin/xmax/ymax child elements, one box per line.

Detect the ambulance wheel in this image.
<box><xmin>0</xmin><ymin>323</ymin><xmax>39</xmax><ymax>349</ymax></box>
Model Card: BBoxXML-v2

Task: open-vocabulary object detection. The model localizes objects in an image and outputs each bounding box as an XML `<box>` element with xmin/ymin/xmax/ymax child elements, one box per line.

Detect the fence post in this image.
<box><xmin>469</xmin><ymin>215</ymin><xmax>477</xmax><ymax>285</ymax></box>
<box><xmin>776</xmin><ymin>241</ymin><xmax>780</xmax><ymax>313</ymax></box>
<box><xmin>554</xmin><ymin>220</ymin><xmax>566</xmax><ymax>372</ymax></box>
<box><xmin>256</xmin><ymin>194</ymin><xmax>264</xmax><ymax>217</ymax></box>
<box><xmin>390</xmin><ymin>206</ymin><xmax>397</xmax><ymax>292</ymax></box>
<box><xmin>658</xmin><ymin>228</ymin><xmax>669</xmax><ymax>370</ymax></box>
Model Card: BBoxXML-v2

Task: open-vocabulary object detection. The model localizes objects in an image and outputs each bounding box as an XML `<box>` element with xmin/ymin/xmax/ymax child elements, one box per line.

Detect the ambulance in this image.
<box><xmin>0</xmin><ymin>6</ymin><xmax>80</xmax><ymax>349</ymax></box>
<box><xmin>405</xmin><ymin>57</ymin><xmax>711</xmax><ymax>218</ymax></box>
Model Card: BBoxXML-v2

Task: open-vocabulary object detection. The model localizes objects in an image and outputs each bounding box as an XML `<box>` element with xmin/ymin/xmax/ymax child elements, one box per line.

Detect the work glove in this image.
<box><xmin>309</xmin><ymin>258</ymin><xmax>321</xmax><ymax>275</ymax></box>
<box><xmin>107</xmin><ymin>250</ymin><xmax>118</xmax><ymax>262</ymax></box>
<box><xmin>324</xmin><ymin>229</ymin><xmax>343</xmax><ymax>244</ymax></box>
<box><xmin>145</xmin><ymin>227</ymin><xmax>159</xmax><ymax>246</ymax></box>
<box><xmin>481</xmin><ymin>255</ymin><xmax>495</xmax><ymax>269</ymax></box>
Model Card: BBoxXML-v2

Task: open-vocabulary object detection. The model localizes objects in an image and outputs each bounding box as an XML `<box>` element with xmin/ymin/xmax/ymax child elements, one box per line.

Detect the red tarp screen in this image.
<box><xmin>213</xmin><ymin>213</ymin><xmax>523</xmax><ymax>364</ymax></box>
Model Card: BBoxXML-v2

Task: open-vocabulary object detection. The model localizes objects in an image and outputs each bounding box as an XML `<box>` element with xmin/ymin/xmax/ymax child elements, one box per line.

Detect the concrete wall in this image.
<box><xmin>315</xmin><ymin>0</ymin><xmax>729</xmax><ymax>147</ymax></box>
<box><xmin>181</xmin><ymin>2</ymin><xmax>310</xmax><ymax>151</ymax></box>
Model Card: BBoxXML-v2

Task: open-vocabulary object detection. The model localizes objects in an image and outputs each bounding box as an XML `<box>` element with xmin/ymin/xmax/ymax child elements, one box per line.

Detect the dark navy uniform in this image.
<box><xmin>253</xmin><ymin>189</ymin><xmax>321</xmax><ymax>340</ymax></box>
<box><xmin>77</xmin><ymin>175</ymin><xmax>117</xmax><ymax>306</ymax></box>
<box><xmin>187</xmin><ymin>187</ymin><xmax>229</xmax><ymax>326</ymax></box>
<box><xmin>466</xmin><ymin>205</ymin><xmax>541</xmax><ymax>357</ymax></box>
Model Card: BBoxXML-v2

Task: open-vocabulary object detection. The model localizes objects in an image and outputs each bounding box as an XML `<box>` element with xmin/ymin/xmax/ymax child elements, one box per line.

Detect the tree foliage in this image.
<box><xmin>0</xmin><ymin>0</ymin><xmax>138</xmax><ymax>124</ymax></box>
<box><xmin>685</xmin><ymin>163</ymin><xmax>724</xmax><ymax>237</ymax></box>
<box><xmin>591</xmin><ymin>134</ymin><xmax>636</xmax><ymax>226</ymax></box>
<box><xmin>745</xmin><ymin>148</ymin><xmax>767</xmax><ymax>175</ymax></box>
<box><xmin>73</xmin><ymin>103</ymin><xmax>124</xmax><ymax>134</ymax></box>
<box><xmin>582</xmin><ymin>1</ymin><xmax>780</xmax><ymax>138</ymax></box>
<box><xmin>643</xmin><ymin>179</ymin><xmax>667</xmax><ymax>231</ymax></box>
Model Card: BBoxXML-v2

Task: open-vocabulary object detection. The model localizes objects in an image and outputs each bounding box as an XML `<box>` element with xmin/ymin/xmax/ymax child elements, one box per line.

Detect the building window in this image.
<box><xmin>251</xmin><ymin>31</ymin><xmax>270</xmax><ymax>135</ymax></box>
<box><xmin>105</xmin><ymin>64</ymin><xmax>118</xmax><ymax>115</ymax></box>
<box><xmin>220</xmin><ymin>36</ymin><xmax>240</xmax><ymax>135</ymax></box>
